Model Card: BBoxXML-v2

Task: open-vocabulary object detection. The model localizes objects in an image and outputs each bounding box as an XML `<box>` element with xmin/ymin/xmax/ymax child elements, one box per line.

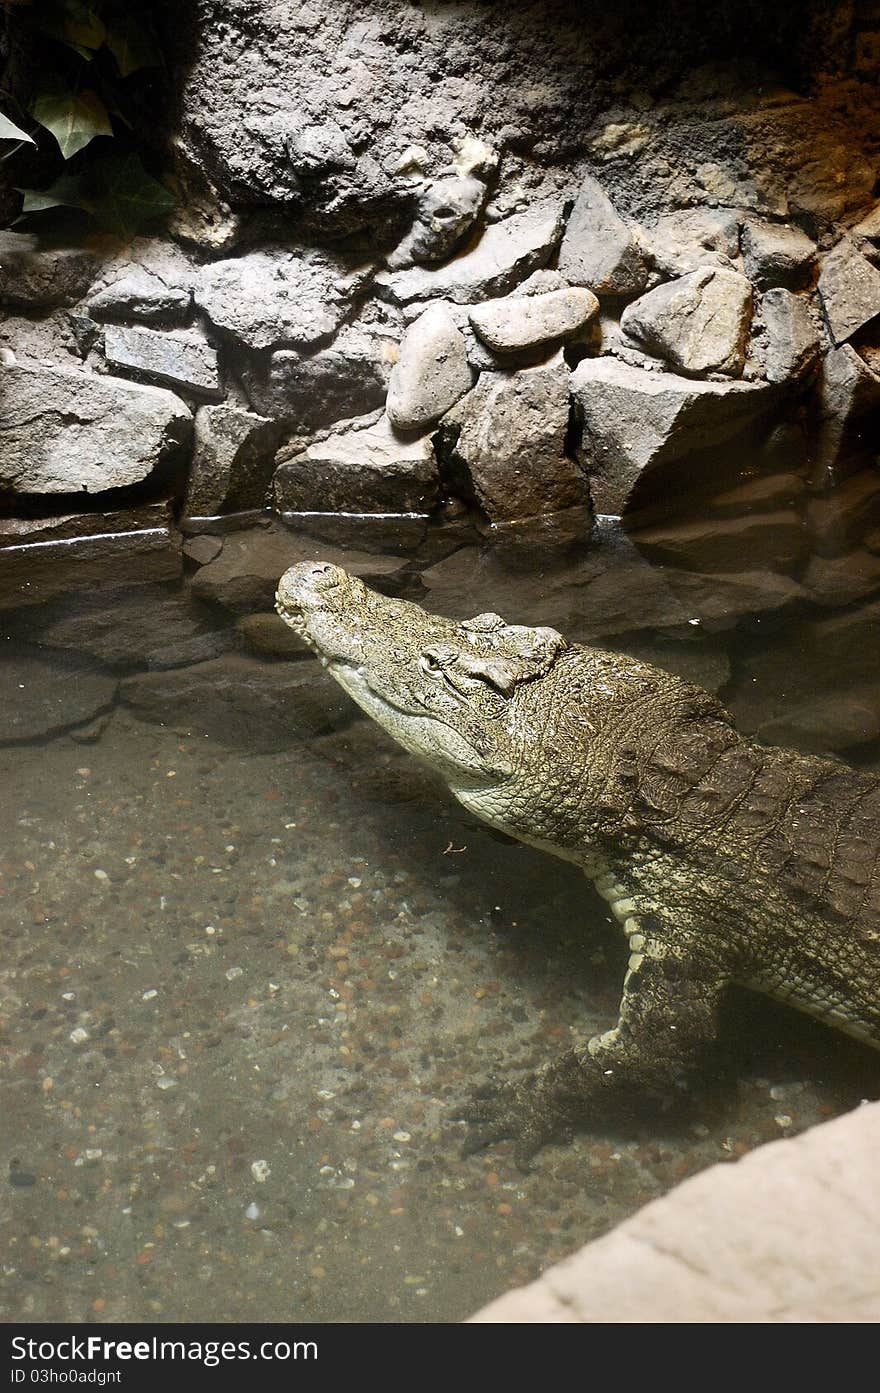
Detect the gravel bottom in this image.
<box><xmin>1</xmin><ymin>702</ymin><xmax>878</xmax><ymax>1324</ymax></box>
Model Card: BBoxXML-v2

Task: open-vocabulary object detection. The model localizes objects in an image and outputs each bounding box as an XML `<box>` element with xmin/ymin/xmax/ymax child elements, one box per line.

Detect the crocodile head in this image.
<box><xmin>275</xmin><ymin>562</ymin><xmax>571</xmax><ymax>798</ymax></box>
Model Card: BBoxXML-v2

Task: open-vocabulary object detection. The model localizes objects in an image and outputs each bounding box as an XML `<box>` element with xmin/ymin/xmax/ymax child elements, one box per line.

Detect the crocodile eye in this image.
<box><xmin>420</xmin><ymin>644</ymin><xmax>458</xmax><ymax>674</ymax></box>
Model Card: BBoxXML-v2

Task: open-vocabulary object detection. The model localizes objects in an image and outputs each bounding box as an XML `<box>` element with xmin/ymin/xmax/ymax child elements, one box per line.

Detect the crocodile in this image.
<box><xmin>276</xmin><ymin>561</ymin><xmax>880</xmax><ymax>1164</ymax></box>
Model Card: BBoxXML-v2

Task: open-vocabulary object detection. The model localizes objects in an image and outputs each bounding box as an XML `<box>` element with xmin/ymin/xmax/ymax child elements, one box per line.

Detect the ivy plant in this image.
<box><xmin>0</xmin><ymin>0</ymin><xmax>174</xmax><ymax>236</ymax></box>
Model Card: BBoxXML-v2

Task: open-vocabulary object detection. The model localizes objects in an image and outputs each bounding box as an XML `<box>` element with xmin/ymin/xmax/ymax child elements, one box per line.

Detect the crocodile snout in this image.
<box><xmin>275</xmin><ymin>561</ymin><xmax>345</xmax><ymax>617</ymax></box>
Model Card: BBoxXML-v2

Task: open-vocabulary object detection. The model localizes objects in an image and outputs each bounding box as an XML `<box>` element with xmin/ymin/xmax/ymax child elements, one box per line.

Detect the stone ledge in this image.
<box><xmin>469</xmin><ymin>1100</ymin><xmax>880</xmax><ymax>1322</ymax></box>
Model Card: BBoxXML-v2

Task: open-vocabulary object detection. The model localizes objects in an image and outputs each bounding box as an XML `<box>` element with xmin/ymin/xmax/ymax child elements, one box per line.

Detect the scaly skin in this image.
<box><xmin>276</xmin><ymin>562</ymin><xmax>880</xmax><ymax>1166</ymax></box>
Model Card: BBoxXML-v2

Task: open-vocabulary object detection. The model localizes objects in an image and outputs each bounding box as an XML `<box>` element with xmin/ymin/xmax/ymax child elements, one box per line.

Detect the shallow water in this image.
<box><xmin>2</xmin><ymin>494</ymin><xmax>880</xmax><ymax>1323</ymax></box>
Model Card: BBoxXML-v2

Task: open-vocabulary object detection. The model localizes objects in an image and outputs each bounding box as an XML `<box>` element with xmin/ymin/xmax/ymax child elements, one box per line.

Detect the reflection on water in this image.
<box><xmin>1</xmin><ymin>480</ymin><xmax>880</xmax><ymax>1322</ymax></box>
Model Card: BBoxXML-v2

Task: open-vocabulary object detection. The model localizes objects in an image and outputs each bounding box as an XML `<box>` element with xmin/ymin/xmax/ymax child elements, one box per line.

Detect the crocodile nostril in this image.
<box><xmin>306</xmin><ymin>562</ymin><xmax>343</xmax><ymax>589</ymax></box>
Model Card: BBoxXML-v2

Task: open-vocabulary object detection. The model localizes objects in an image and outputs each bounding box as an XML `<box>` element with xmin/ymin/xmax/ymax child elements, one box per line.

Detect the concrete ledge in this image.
<box><xmin>470</xmin><ymin>1100</ymin><xmax>880</xmax><ymax>1322</ymax></box>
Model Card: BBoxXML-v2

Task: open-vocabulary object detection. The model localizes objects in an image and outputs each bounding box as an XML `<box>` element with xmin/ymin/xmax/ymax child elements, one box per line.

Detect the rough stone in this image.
<box><xmin>15</xmin><ymin>587</ymin><xmax>232</xmax><ymax>672</ymax></box>
<box><xmin>103</xmin><ymin>324</ymin><xmax>222</xmax><ymax>398</ymax></box>
<box><xmin>386</xmin><ymin>303</ymin><xmax>472</xmax><ymax>431</ymax></box>
<box><xmin>471</xmin><ymin>1103</ymin><xmax>880</xmax><ymax>1323</ymax></box>
<box><xmin>620</xmin><ymin>267</ymin><xmax>753</xmax><ymax>377</ymax></box>
<box><xmin>0</xmin><ymin>650</ymin><xmax>117</xmax><ymax>744</ymax></box>
<box><xmin>631</xmin><ymin>509</ymin><xmax>808</xmax><ymax>574</ymax></box>
<box><xmin>570</xmin><ymin>357</ymin><xmax>774</xmax><ymax>515</ymax></box>
<box><xmin>729</xmin><ymin>600</ymin><xmax>880</xmax><ymax>751</ymax></box>
<box><xmin>813</xmin><ymin>344</ymin><xmax>880</xmax><ymax>473</ymax></box>
<box><xmin>468</xmin><ymin>287</ymin><xmax>599</xmax><ymax>355</ymax></box>
<box><xmin>758</xmin><ymin>288</ymin><xmax>820</xmax><ymax>384</ymax></box>
<box><xmin>87</xmin><ymin>267</ymin><xmax>193</xmax><ymax>326</ymax></box>
<box><xmin>375</xmin><ymin>204</ymin><xmax>563</xmax><ymax>307</ymax></box>
<box><xmin>557</xmin><ymin>175</ymin><xmax>647</xmax><ymax>297</ymax></box>
<box><xmin>0</xmin><ymin>232</ymin><xmax>96</xmax><ymax>308</ymax></box>
<box><xmin>195</xmin><ymin>248</ymin><xmax>370</xmax><ymax>351</ymax></box>
<box><xmin>273</xmin><ymin>413</ymin><xmax>439</xmax><ymax>515</ymax></box>
<box><xmin>174</xmin><ymin>0</ymin><xmax>878</xmax><ymax>246</ymax></box>
<box><xmin>0</xmin><ymin>504</ymin><xmax>173</xmax><ymax>550</ymax></box>
<box><xmin>389</xmin><ymin>173</ymin><xmax>488</xmax><ymax>267</ymax></box>
<box><xmin>119</xmin><ymin>653</ymin><xmax>357</xmax><ymax>752</ymax></box>
<box><xmin>436</xmin><ymin>353</ymin><xmax>585</xmax><ymax>521</ymax></box>
<box><xmin>0</xmin><ymin>310</ymin><xmax>84</xmax><ymax>370</ymax></box>
<box><xmin>241</xmin><ymin>324</ymin><xmax>395</xmax><ymax>427</ymax></box>
<box><xmin>421</xmin><ymin>515</ymin><xmax>691</xmax><ymax>643</ymax></box>
<box><xmin>665</xmin><ymin>568</ymin><xmax>807</xmax><ymax>631</ymax></box>
<box><xmin>182</xmin><ymin>534</ymin><xmax>224</xmax><ymax>565</ymax></box>
<box><xmin>236</xmin><ymin>611</ymin><xmax>310</xmax><ymax>659</ymax></box>
<box><xmin>0</xmin><ymin>515</ymin><xmax>181</xmax><ymax>611</ymax></box>
<box><xmin>617</xmin><ymin>635</ymin><xmax>731</xmax><ymax>696</ymax></box>
<box><xmin>642</xmin><ymin>207</ymin><xmax>741</xmax><ymax>279</ymax></box>
<box><xmin>806</xmin><ymin>468</ymin><xmax>880</xmax><ymax>557</ymax></box>
<box><xmin>278</xmin><ymin>511</ymin><xmax>431</xmax><ymax>556</ymax></box>
<box><xmin>594</xmin><ymin>313</ymin><xmax>660</xmax><ymax>371</ymax></box>
<box><xmin>818</xmin><ymin>238</ymin><xmax>880</xmax><ymax>345</ymax></box>
<box><xmin>188</xmin><ymin>521</ymin><xmax>408</xmax><ymax>614</ymax></box>
<box><xmin>851</xmin><ymin>203</ymin><xmax>880</xmax><ymax>244</ymax></box>
<box><xmin>184</xmin><ymin>405</ymin><xmax>280</xmax><ymax>517</ymax></box>
<box><xmin>710</xmin><ymin>468</ymin><xmax>807</xmax><ymax>517</ymax></box>
<box><xmin>0</xmin><ymin>364</ymin><xmax>191</xmax><ymax>495</ymax></box>
<box><xmin>515</xmin><ymin>269</ymin><xmax>570</xmax><ymax>297</ymax></box>
<box><xmin>802</xmin><ymin>549</ymin><xmax>880</xmax><ymax>608</ymax></box>
<box><xmin>740</xmin><ymin>219</ymin><xmax>816</xmax><ymax>289</ymax></box>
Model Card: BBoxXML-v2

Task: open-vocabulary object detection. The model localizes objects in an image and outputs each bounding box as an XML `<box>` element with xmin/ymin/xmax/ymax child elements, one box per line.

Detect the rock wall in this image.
<box><xmin>2</xmin><ymin>2</ymin><xmax>878</xmax><ymax>530</ymax></box>
<box><xmin>1</xmin><ymin>0</ymin><xmax>879</xmax><ymax>748</ymax></box>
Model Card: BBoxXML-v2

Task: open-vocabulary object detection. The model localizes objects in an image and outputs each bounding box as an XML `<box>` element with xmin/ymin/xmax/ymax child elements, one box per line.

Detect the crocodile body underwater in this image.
<box><xmin>276</xmin><ymin>561</ymin><xmax>880</xmax><ymax>1164</ymax></box>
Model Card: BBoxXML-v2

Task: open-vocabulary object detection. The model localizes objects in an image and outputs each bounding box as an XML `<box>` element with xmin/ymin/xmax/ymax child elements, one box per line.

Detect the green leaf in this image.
<box><xmin>64</xmin><ymin>3</ymin><xmax>106</xmax><ymax>51</ymax></box>
<box><xmin>88</xmin><ymin>153</ymin><xmax>175</xmax><ymax>236</ymax></box>
<box><xmin>105</xmin><ymin>14</ymin><xmax>162</xmax><ymax>76</ymax></box>
<box><xmin>17</xmin><ymin>172</ymin><xmax>92</xmax><ymax>215</ymax></box>
<box><xmin>32</xmin><ymin>85</ymin><xmax>113</xmax><ymax>159</ymax></box>
<box><xmin>0</xmin><ymin>113</ymin><xmax>35</xmax><ymax>144</ymax></box>
<box><xmin>40</xmin><ymin>1</ymin><xmax>107</xmax><ymax>57</ymax></box>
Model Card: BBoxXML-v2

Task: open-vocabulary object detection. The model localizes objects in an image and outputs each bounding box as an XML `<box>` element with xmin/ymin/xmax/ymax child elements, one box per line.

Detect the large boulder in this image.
<box><xmin>728</xmin><ymin>599</ymin><xmax>880</xmax><ymax>752</ymax></box>
<box><xmin>557</xmin><ymin>175</ymin><xmax>647</xmax><ymax>297</ymax></box>
<box><xmin>740</xmin><ymin>219</ymin><xmax>816</xmax><ymax>289</ymax></box>
<box><xmin>103</xmin><ymin>325</ymin><xmax>222</xmax><ymax>398</ymax></box>
<box><xmin>570</xmin><ymin>357</ymin><xmax>775</xmax><ymax>515</ymax></box>
<box><xmin>0</xmin><ymin>232</ymin><xmax>96</xmax><ymax>308</ymax></box>
<box><xmin>119</xmin><ymin>654</ymin><xmax>357</xmax><ymax>752</ymax></box>
<box><xmin>184</xmin><ymin>405</ymin><xmax>281</xmax><ymax>516</ymax></box>
<box><xmin>15</xmin><ymin>586</ymin><xmax>231</xmax><ymax>672</ymax></box>
<box><xmin>620</xmin><ymin>267</ymin><xmax>753</xmax><ymax>377</ymax></box>
<box><xmin>273</xmin><ymin>412</ymin><xmax>440</xmax><ymax>514</ymax></box>
<box><xmin>0</xmin><ymin>650</ymin><xmax>117</xmax><ymax>745</ymax></box>
<box><xmin>194</xmin><ymin>248</ymin><xmax>370</xmax><ymax>351</ymax></box>
<box><xmin>813</xmin><ymin>344</ymin><xmax>880</xmax><ymax>472</ymax></box>
<box><xmin>0</xmin><ymin>507</ymin><xmax>181</xmax><ymax>610</ymax></box>
<box><xmin>421</xmin><ymin>515</ymin><xmax>692</xmax><ymax>643</ymax></box>
<box><xmin>0</xmin><ymin>364</ymin><xmax>191</xmax><ymax>495</ymax></box>
<box><xmin>631</xmin><ymin>508</ymin><xmax>808</xmax><ymax>575</ymax></box>
<box><xmin>758</xmin><ymin>289</ymin><xmax>820</xmax><ymax>385</ymax></box>
<box><xmin>641</xmin><ymin>207</ymin><xmax>741</xmax><ymax>279</ymax></box>
<box><xmin>386</xmin><ymin>302</ymin><xmax>473</xmax><ymax>431</ymax></box>
<box><xmin>818</xmin><ymin>238</ymin><xmax>880</xmax><ymax>345</ymax></box>
<box><xmin>468</xmin><ymin>286</ymin><xmax>599</xmax><ymax>356</ymax></box>
<box><xmin>436</xmin><ymin>353</ymin><xmax>585</xmax><ymax>521</ymax></box>
<box><xmin>471</xmin><ymin>1103</ymin><xmax>880</xmax><ymax>1323</ymax></box>
<box><xmin>240</xmin><ymin>323</ymin><xmax>395</xmax><ymax>426</ymax></box>
<box><xmin>188</xmin><ymin>522</ymin><xmax>409</xmax><ymax>613</ymax></box>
